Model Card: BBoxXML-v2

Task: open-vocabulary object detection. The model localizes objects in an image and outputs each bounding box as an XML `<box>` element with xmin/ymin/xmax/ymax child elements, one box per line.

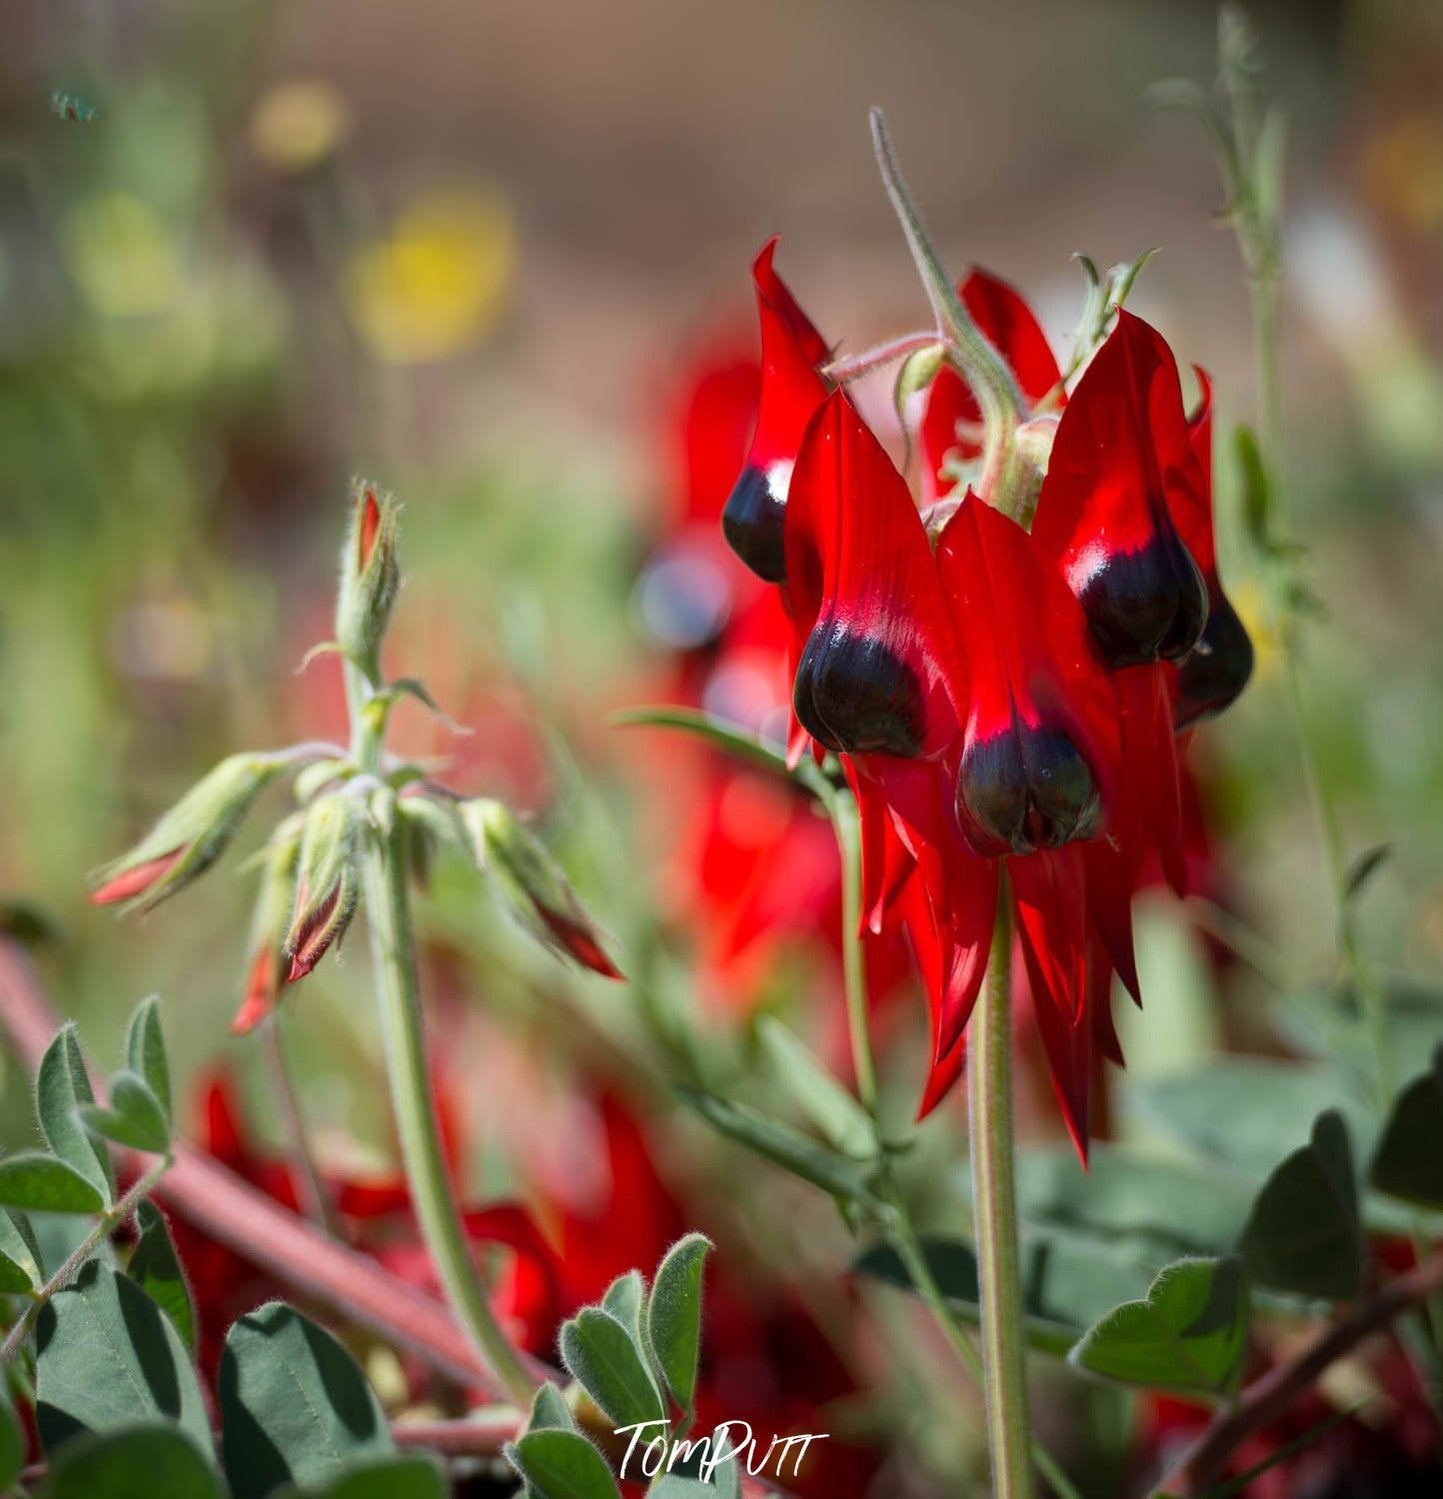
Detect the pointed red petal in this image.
<box><xmin>537</xmin><ymin>905</ymin><xmax>624</xmax><ymax>980</ymax></box>
<box><xmin>1032</xmin><ymin>309</ymin><xmax>1208</xmax><ymax>668</ymax></box>
<box><xmin>748</xmin><ymin>238</ymin><xmax>830</xmax><ymax>469</ymax></box>
<box><xmin>230</xmin><ymin>947</ymin><xmax>285</xmax><ymax>1035</ymax></box>
<box><xmin>784</xmin><ymin>390</ymin><xmax>962</xmax><ymax>761</ymax></box>
<box><xmin>1125</xmin><ymin>667</ymin><xmax>1188</xmax><ymax>895</ymax></box>
<box><xmin>90</xmin><ymin>848</ymin><xmax>185</xmax><ymax>905</ymax></box>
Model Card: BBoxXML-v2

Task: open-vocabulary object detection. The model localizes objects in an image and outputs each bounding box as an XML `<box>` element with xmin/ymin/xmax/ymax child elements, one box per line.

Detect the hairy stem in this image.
<box><xmin>969</xmin><ymin>887</ymin><xmax>1034</xmax><ymax>1499</ymax></box>
<box><xmin>362</xmin><ymin>818</ymin><xmax>537</xmax><ymax>1405</ymax></box>
<box><xmin>823</xmin><ymin>331</ymin><xmax>939</xmax><ymax>384</ymax></box>
<box><xmin>819</xmin><ymin>780</ymin><xmax>876</xmax><ymax>1114</ymax></box>
<box><xmin>1</xmin><ymin>1156</ymin><xmax>170</xmax><ymax>1365</ymax></box>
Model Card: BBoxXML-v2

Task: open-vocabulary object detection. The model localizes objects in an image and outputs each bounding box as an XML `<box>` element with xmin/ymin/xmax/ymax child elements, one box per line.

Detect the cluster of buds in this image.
<box><xmin>716</xmin><ymin>123</ymin><xmax>1253</xmax><ymax>1156</ymax></box>
<box><xmin>93</xmin><ymin>479</ymin><xmax>620</xmax><ymax>1034</ymax></box>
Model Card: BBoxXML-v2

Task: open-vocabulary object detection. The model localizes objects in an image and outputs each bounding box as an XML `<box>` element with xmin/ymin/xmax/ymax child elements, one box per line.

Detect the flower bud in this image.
<box><xmin>231</xmin><ymin>814</ymin><xmax>304</xmax><ymax>1035</ymax></box>
<box><xmin>335</xmin><ymin>477</ymin><xmax>400</xmax><ymax>680</ymax></box>
<box><xmin>282</xmin><ymin>792</ymin><xmax>365</xmax><ymax>981</ymax></box>
<box><xmin>461</xmin><ymin>798</ymin><xmax>622</xmax><ymax>979</ymax></box>
<box><xmin>90</xmin><ymin>752</ymin><xmax>283</xmax><ymax>914</ymax></box>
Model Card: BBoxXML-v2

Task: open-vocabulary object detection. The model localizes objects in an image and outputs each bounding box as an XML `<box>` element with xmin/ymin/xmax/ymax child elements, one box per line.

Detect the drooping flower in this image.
<box><xmin>721</xmin><ymin>239</ymin><xmax>831</xmax><ymax>583</ymax></box>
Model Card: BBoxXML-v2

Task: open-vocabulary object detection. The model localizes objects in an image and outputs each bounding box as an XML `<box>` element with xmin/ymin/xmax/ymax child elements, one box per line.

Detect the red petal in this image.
<box><xmin>358</xmin><ymin>486</ymin><xmax>381</xmax><ymax>571</ymax></box>
<box><xmin>784</xmin><ymin>390</ymin><xmax>962</xmax><ymax>761</ymax></box>
<box><xmin>537</xmin><ymin>905</ymin><xmax>624</xmax><ymax>980</ymax></box>
<box><xmin>1011</xmin><ymin>848</ymin><xmax>1093</xmax><ymax>1161</ymax></box>
<box><xmin>287</xmin><ymin>884</ymin><xmax>341</xmax><ymax>982</ymax></box>
<box><xmin>920</xmin><ymin>269</ymin><xmax>1062</xmax><ymax>503</ymax></box>
<box><xmin>230</xmin><ymin>947</ymin><xmax>285</xmax><ymax>1035</ymax></box>
<box><xmin>747</xmin><ymin>238</ymin><xmax>829</xmax><ymax>469</ymax></box>
<box><xmin>90</xmin><ymin>848</ymin><xmax>184</xmax><ymax>905</ymax></box>
<box><xmin>1121</xmin><ymin>667</ymin><xmax>1188</xmax><ymax>896</ymax></box>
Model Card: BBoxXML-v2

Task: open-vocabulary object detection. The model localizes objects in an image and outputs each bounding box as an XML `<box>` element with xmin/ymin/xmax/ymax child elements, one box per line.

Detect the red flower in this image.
<box><xmin>720</xmin><ymin>239</ymin><xmax>830</xmax><ymax>583</ymax></box>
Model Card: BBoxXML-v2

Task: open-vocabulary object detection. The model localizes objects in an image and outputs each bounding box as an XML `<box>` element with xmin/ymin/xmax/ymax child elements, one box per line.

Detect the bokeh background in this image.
<box><xmin>2</xmin><ymin>1</ymin><xmax>1443</xmax><ymax>1493</ymax></box>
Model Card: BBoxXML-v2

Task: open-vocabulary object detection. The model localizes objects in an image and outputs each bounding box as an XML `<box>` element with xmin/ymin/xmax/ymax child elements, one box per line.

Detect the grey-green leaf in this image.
<box><xmin>506</xmin><ymin>1429</ymin><xmax>621</xmax><ymax>1499</ymax></box>
<box><xmin>37</xmin><ymin>1025</ymin><xmax>114</xmax><ymax>1204</ymax></box>
<box><xmin>1371</xmin><ymin>1048</ymin><xmax>1443</xmax><ymax>1210</ymax></box>
<box><xmin>526</xmin><ymin>1381</ymin><xmax>577</xmax><ymax>1434</ymax></box>
<box><xmin>675</xmin><ymin>1088</ymin><xmax>880</xmax><ymax>1208</ymax></box>
<box><xmin>34</xmin><ymin>1260</ymin><xmax>212</xmax><ymax>1455</ymax></box>
<box><xmin>647</xmin><ymin>1233</ymin><xmax>711</xmax><ymax>1410</ymax></box>
<box><xmin>79</xmin><ymin>1071</ymin><xmax>171</xmax><ymax>1155</ymax></box>
<box><xmin>559</xmin><ymin>1307</ymin><xmax>665</xmax><ymax>1431</ymax></box>
<box><xmin>219</xmin><ymin>1301</ymin><xmax>393</xmax><ymax>1499</ymax></box>
<box><xmin>1068</xmin><ymin>1256</ymin><xmax>1250</xmax><ymax>1398</ymax></box>
<box><xmin>0</xmin><ymin>1153</ymin><xmax>106</xmax><ymax>1215</ymax></box>
<box><xmin>1238</xmin><ymin>1110</ymin><xmax>1364</xmax><ymax>1300</ymax></box>
<box><xmin>129</xmin><ymin>1200</ymin><xmax>196</xmax><ymax>1350</ymax></box>
<box><xmin>0</xmin><ymin>1207</ymin><xmax>44</xmax><ymax>1281</ymax></box>
<box><xmin>125</xmin><ymin>996</ymin><xmax>172</xmax><ymax>1126</ymax></box>
<box><xmin>756</xmin><ymin>1018</ymin><xmax>873</xmax><ymax>1158</ymax></box>
<box><xmin>40</xmin><ymin>1424</ymin><xmax>224</xmax><ymax>1499</ymax></box>
<box><xmin>273</xmin><ymin>1453</ymin><xmax>448</xmax><ymax>1498</ymax></box>
<box><xmin>601</xmin><ymin>1269</ymin><xmax>646</xmax><ymax>1344</ymax></box>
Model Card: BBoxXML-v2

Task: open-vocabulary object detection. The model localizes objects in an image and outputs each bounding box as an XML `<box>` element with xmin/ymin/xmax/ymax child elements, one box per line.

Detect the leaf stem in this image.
<box><xmin>0</xmin><ymin>1155</ymin><xmax>169</xmax><ymax>1365</ymax></box>
<box><xmin>258</xmin><ymin>1013</ymin><xmax>340</xmax><ymax>1238</ymax></box>
<box><xmin>361</xmin><ymin>813</ymin><xmax>537</xmax><ymax>1406</ymax></box>
<box><xmin>968</xmin><ymin>884</ymin><xmax>1035</xmax><ymax>1499</ymax></box>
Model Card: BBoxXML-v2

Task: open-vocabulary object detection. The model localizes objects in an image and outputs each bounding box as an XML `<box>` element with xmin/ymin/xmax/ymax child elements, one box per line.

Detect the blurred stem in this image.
<box><xmin>259</xmin><ymin>1013</ymin><xmax>339</xmax><ymax>1238</ymax></box>
<box><xmin>0</xmin><ymin>1156</ymin><xmax>169</xmax><ymax>1366</ymax></box>
<box><xmin>817</xmin><ymin>780</ymin><xmax>876</xmax><ymax>1114</ymax></box>
<box><xmin>362</xmin><ymin>815</ymin><xmax>535</xmax><ymax>1406</ymax></box>
<box><xmin>968</xmin><ymin>886</ymin><xmax>1035</xmax><ymax>1499</ymax></box>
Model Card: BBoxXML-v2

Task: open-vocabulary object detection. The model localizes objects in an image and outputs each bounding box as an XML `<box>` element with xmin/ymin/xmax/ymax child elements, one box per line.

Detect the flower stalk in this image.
<box><xmin>967</xmin><ymin>884</ymin><xmax>1034</xmax><ymax>1499</ymax></box>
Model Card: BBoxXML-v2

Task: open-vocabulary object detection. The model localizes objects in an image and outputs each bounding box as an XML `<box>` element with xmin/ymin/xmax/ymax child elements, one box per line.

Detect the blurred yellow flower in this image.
<box><xmin>1232</xmin><ymin>579</ymin><xmax>1281</xmax><ymax>683</ymax></box>
<box><xmin>344</xmin><ymin>188</ymin><xmax>516</xmax><ymax>365</ymax></box>
<box><xmin>64</xmin><ymin>194</ymin><xmax>181</xmax><ymax>317</ymax></box>
<box><xmin>251</xmin><ymin>79</ymin><xmax>349</xmax><ymax>174</ymax></box>
<box><xmin>1359</xmin><ymin>112</ymin><xmax>1443</xmax><ymax>233</ymax></box>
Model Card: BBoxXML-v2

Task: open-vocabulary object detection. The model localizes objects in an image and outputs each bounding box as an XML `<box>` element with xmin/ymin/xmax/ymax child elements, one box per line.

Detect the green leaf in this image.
<box><xmin>0</xmin><ymin>1383</ymin><xmax>20</xmax><ymax>1494</ymax></box>
<box><xmin>274</xmin><ymin>1453</ymin><xmax>448</xmax><ymax>1499</ymax></box>
<box><xmin>854</xmin><ymin>1233</ymin><xmax>1154</xmax><ymax>1356</ymax></box>
<box><xmin>559</xmin><ymin>1307</ymin><xmax>665</xmax><ymax>1431</ymax></box>
<box><xmin>1371</xmin><ymin>1048</ymin><xmax>1443</xmax><ymax>1209</ymax></box>
<box><xmin>1125</xmin><ymin>1058</ymin><xmax>1377</xmax><ymax>1180</ymax></box>
<box><xmin>219</xmin><ymin>1301</ymin><xmax>393</xmax><ymax>1499</ymax></box>
<box><xmin>79</xmin><ymin>1071</ymin><xmax>171</xmax><ymax>1155</ymax></box>
<box><xmin>40</xmin><ymin>1424</ymin><xmax>224</xmax><ymax>1499</ymax></box>
<box><xmin>1017</xmin><ymin>1144</ymin><xmax>1255</xmax><ymax>1262</ymax></box>
<box><xmin>37</xmin><ymin>1025</ymin><xmax>114</xmax><ymax>1205</ymax></box>
<box><xmin>125</xmin><ymin>997</ymin><xmax>172</xmax><ymax>1126</ymax></box>
<box><xmin>675</xmin><ymin>1088</ymin><xmax>881</xmax><ymax>1208</ymax></box>
<box><xmin>1238</xmin><ymin>1110</ymin><xmax>1364</xmax><ymax>1300</ymax></box>
<box><xmin>647</xmin><ymin>1233</ymin><xmax>711</xmax><ymax>1410</ymax></box>
<box><xmin>601</xmin><ymin>1269</ymin><xmax>646</xmax><ymax>1345</ymax></box>
<box><xmin>34</xmin><ymin>1260</ymin><xmax>211</xmax><ymax>1455</ymax></box>
<box><xmin>0</xmin><ymin>1153</ymin><xmax>106</xmax><ymax>1214</ymax></box>
<box><xmin>526</xmin><ymin>1381</ymin><xmax>577</xmax><ymax>1434</ymax></box>
<box><xmin>0</xmin><ymin>1247</ymin><xmax>31</xmax><ymax>1294</ymax></box>
<box><xmin>1233</xmin><ymin>422</ymin><xmax>1271</xmax><ymax>549</ymax></box>
<box><xmin>755</xmin><ymin>1018</ymin><xmax>873</xmax><ymax>1158</ymax></box>
<box><xmin>1068</xmin><ymin>1256</ymin><xmax>1250</xmax><ymax>1398</ymax></box>
<box><xmin>0</xmin><ymin>1207</ymin><xmax>44</xmax><ymax>1281</ymax></box>
<box><xmin>129</xmin><ymin>1200</ymin><xmax>196</xmax><ymax>1350</ymax></box>
<box><xmin>611</xmin><ymin>707</ymin><xmax>805</xmax><ymax>788</ymax></box>
<box><xmin>506</xmin><ymin>1428</ymin><xmax>622</xmax><ymax>1499</ymax></box>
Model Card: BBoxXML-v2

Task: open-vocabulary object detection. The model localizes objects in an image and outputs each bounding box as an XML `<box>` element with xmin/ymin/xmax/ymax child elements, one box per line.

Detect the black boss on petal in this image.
<box><xmin>792</xmin><ymin>619</ymin><xmax>925</xmax><ymax>758</ymax></box>
<box><xmin>1078</xmin><ymin>526</ymin><xmax>1209</xmax><ymax>669</ymax></box>
<box><xmin>722</xmin><ymin>463</ymin><xmax>790</xmax><ymax>583</ymax></box>
<box><xmin>1174</xmin><ymin>588</ymin><xmax>1254</xmax><ymax>729</ymax></box>
<box><xmin>956</xmin><ymin>720</ymin><xmax>1102</xmax><ymax>856</ymax></box>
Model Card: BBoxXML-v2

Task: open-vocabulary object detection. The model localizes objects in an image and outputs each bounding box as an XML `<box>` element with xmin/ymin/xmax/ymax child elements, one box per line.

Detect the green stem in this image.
<box><xmin>362</xmin><ymin>815</ymin><xmax>536</xmax><ymax>1405</ymax></box>
<box><xmin>868</xmin><ymin>108</ymin><xmax>1024</xmax><ymax>504</ymax></box>
<box><xmin>1</xmin><ymin>1156</ymin><xmax>170</xmax><ymax>1365</ymax></box>
<box><xmin>818</xmin><ymin>780</ymin><xmax>877</xmax><ymax>1115</ymax></box>
<box><xmin>260</xmin><ymin>1014</ymin><xmax>340</xmax><ymax>1238</ymax></box>
<box><xmin>969</xmin><ymin>885</ymin><xmax>1034</xmax><ymax>1499</ymax></box>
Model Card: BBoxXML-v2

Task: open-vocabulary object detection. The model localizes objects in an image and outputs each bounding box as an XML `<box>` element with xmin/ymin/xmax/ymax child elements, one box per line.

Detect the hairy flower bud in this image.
<box><xmin>461</xmin><ymin>798</ymin><xmax>622</xmax><ymax>979</ymax></box>
<box><xmin>90</xmin><ymin>752</ymin><xmax>283</xmax><ymax>914</ymax></box>
<box><xmin>231</xmin><ymin>814</ymin><xmax>305</xmax><ymax>1034</ymax></box>
<box><xmin>282</xmin><ymin>792</ymin><xmax>365</xmax><ymax>981</ymax></box>
<box><xmin>335</xmin><ymin>477</ymin><xmax>401</xmax><ymax>680</ymax></box>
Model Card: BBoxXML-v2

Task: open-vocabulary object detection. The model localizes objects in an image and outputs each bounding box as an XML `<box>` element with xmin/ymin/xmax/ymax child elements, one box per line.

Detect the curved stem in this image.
<box><xmin>968</xmin><ymin>884</ymin><xmax>1034</xmax><ymax>1499</ymax></box>
<box><xmin>1</xmin><ymin>1156</ymin><xmax>170</xmax><ymax>1365</ymax></box>
<box><xmin>823</xmin><ymin>331</ymin><xmax>939</xmax><ymax>385</ymax></box>
<box><xmin>259</xmin><ymin>1013</ymin><xmax>339</xmax><ymax>1238</ymax></box>
<box><xmin>362</xmin><ymin>816</ymin><xmax>536</xmax><ymax>1405</ymax></box>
